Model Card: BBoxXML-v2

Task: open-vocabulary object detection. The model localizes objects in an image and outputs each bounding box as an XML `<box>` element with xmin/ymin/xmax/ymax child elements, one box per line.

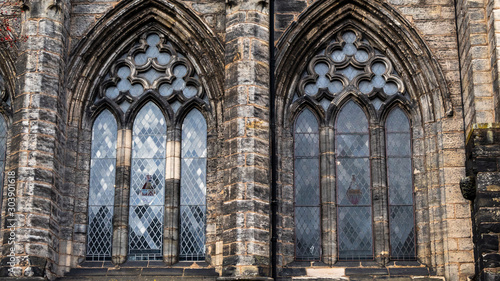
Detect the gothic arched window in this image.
<box><xmin>291</xmin><ymin>28</ymin><xmax>416</xmax><ymax>262</ymax></box>
<box><xmin>86</xmin><ymin>31</ymin><xmax>210</xmax><ymax>262</ymax></box>
<box><xmin>294</xmin><ymin>109</ymin><xmax>321</xmax><ymax>261</ymax></box>
<box><xmin>87</xmin><ymin>110</ymin><xmax>117</xmax><ymax>261</ymax></box>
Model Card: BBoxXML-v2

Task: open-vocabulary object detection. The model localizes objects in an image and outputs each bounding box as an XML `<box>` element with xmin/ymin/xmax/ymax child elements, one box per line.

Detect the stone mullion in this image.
<box><xmin>112</xmin><ymin>128</ymin><xmax>131</xmax><ymax>265</ymax></box>
<box><xmin>320</xmin><ymin>126</ymin><xmax>336</xmax><ymax>265</ymax></box>
<box><xmin>164</xmin><ymin>127</ymin><xmax>180</xmax><ymax>265</ymax></box>
<box><xmin>221</xmin><ymin>0</ymin><xmax>271</xmax><ymax>279</ymax></box>
<box><xmin>370</xmin><ymin>125</ymin><xmax>389</xmax><ymax>265</ymax></box>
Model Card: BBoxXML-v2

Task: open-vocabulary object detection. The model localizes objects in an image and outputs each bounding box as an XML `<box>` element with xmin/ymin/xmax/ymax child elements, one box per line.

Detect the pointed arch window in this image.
<box><xmin>386</xmin><ymin>108</ymin><xmax>415</xmax><ymax>260</ymax></box>
<box><xmin>129</xmin><ymin>102</ymin><xmax>166</xmax><ymax>260</ymax></box>
<box><xmin>294</xmin><ymin>109</ymin><xmax>321</xmax><ymax>261</ymax></box>
<box><xmin>87</xmin><ymin>110</ymin><xmax>117</xmax><ymax>261</ymax></box>
<box><xmin>336</xmin><ymin>101</ymin><xmax>372</xmax><ymax>260</ymax></box>
<box><xmin>291</xmin><ymin>28</ymin><xmax>416</xmax><ymax>262</ymax></box>
<box><xmin>85</xmin><ymin>31</ymin><xmax>211</xmax><ymax>262</ymax></box>
<box><xmin>180</xmin><ymin>109</ymin><xmax>207</xmax><ymax>261</ymax></box>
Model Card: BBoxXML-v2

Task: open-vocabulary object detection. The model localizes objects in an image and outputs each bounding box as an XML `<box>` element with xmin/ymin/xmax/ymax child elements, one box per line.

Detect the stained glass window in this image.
<box><xmin>386</xmin><ymin>108</ymin><xmax>415</xmax><ymax>260</ymax></box>
<box><xmin>336</xmin><ymin>101</ymin><xmax>373</xmax><ymax>260</ymax></box>
<box><xmin>129</xmin><ymin>102</ymin><xmax>166</xmax><ymax>260</ymax></box>
<box><xmin>294</xmin><ymin>109</ymin><xmax>321</xmax><ymax>260</ymax></box>
<box><xmin>87</xmin><ymin>110</ymin><xmax>117</xmax><ymax>261</ymax></box>
<box><xmin>180</xmin><ymin>109</ymin><xmax>207</xmax><ymax>261</ymax></box>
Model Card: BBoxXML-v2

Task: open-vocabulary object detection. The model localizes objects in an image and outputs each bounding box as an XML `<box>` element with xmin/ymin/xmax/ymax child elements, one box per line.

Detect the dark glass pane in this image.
<box><xmin>180</xmin><ymin>110</ymin><xmax>207</xmax><ymax>261</ymax></box>
<box><xmin>338</xmin><ymin>207</ymin><xmax>373</xmax><ymax>260</ymax></box>
<box><xmin>386</xmin><ymin>108</ymin><xmax>415</xmax><ymax>260</ymax></box>
<box><xmin>129</xmin><ymin>102</ymin><xmax>166</xmax><ymax>260</ymax></box>
<box><xmin>294</xmin><ymin>158</ymin><xmax>320</xmax><ymax>206</ymax></box>
<box><xmin>386</xmin><ymin>108</ymin><xmax>410</xmax><ymax>132</ymax></box>
<box><xmin>387</xmin><ymin>158</ymin><xmax>413</xmax><ymax>205</ymax></box>
<box><xmin>87</xmin><ymin>110</ymin><xmax>117</xmax><ymax>261</ymax></box>
<box><xmin>387</xmin><ymin>133</ymin><xmax>411</xmax><ymax>157</ymax></box>
<box><xmin>389</xmin><ymin>206</ymin><xmax>415</xmax><ymax>259</ymax></box>
<box><xmin>295</xmin><ymin>207</ymin><xmax>321</xmax><ymax>260</ymax></box>
<box><xmin>336</xmin><ymin>134</ymin><xmax>369</xmax><ymax>157</ymax></box>
<box><xmin>295</xmin><ymin>109</ymin><xmax>318</xmax><ymax>134</ymax></box>
<box><xmin>295</xmin><ymin>133</ymin><xmax>319</xmax><ymax>157</ymax></box>
<box><xmin>294</xmin><ymin>109</ymin><xmax>321</xmax><ymax>260</ymax></box>
<box><xmin>336</xmin><ymin>101</ymin><xmax>368</xmax><ymax>133</ymax></box>
<box><xmin>336</xmin><ymin>101</ymin><xmax>373</xmax><ymax>260</ymax></box>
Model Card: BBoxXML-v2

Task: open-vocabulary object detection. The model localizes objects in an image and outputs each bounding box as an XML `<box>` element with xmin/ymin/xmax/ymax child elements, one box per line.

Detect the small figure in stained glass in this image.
<box><xmin>140</xmin><ymin>175</ymin><xmax>155</xmax><ymax>204</ymax></box>
<box><xmin>347</xmin><ymin>175</ymin><xmax>362</xmax><ymax>205</ymax></box>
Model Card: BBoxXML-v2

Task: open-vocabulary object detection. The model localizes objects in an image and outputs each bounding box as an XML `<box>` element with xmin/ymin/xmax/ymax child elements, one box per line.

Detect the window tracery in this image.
<box><xmin>291</xmin><ymin>28</ymin><xmax>415</xmax><ymax>262</ymax></box>
<box><xmin>86</xmin><ymin>31</ymin><xmax>210</xmax><ymax>262</ymax></box>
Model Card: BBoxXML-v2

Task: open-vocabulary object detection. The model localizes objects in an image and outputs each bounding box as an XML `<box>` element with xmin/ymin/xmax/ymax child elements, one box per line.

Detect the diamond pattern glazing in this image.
<box><xmin>129</xmin><ymin>102</ymin><xmax>166</xmax><ymax>260</ymax></box>
<box><xmin>336</xmin><ymin>101</ymin><xmax>368</xmax><ymax>133</ymax></box>
<box><xmin>295</xmin><ymin>207</ymin><xmax>321</xmax><ymax>260</ymax></box>
<box><xmin>386</xmin><ymin>108</ymin><xmax>415</xmax><ymax>259</ymax></box>
<box><xmin>180</xmin><ymin>110</ymin><xmax>207</xmax><ymax>260</ymax></box>
<box><xmin>336</xmin><ymin>102</ymin><xmax>373</xmax><ymax>259</ymax></box>
<box><xmin>338</xmin><ymin>207</ymin><xmax>373</xmax><ymax>260</ymax></box>
<box><xmin>180</xmin><ymin>206</ymin><xmax>206</xmax><ymax>260</ymax></box>
<box><xmin>294</xmin><ymin>109</ymin><xmax>320</xmax><ymax>260</ymax></box>
<box><xmin>87</xmin><ymin>110</ymin><xmax>117</xmax><ymax>260</ymax></box>
<box><xmin>129</xmin><ymin>205</ymin><xmax>164</xmax><ymax>260</ymax></box>
<box><xmin>389</xmin><ymin>206</ymin><xmax>415</xmax><ymax>259</ymax></box>
<box><xmin>87</xmin><ymin>206</ymin><xmax>113</xmax><ymax>260</ymax></box>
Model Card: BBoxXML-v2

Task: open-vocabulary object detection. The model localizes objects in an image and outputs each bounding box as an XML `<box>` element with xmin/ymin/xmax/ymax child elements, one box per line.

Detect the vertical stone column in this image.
<box><xmin>220</xmin><ymin>0</ymin><xmax>271</xmax><ymax>279</ymax></box>
<box><xmin>112</xmin><ymin>129</ymin><xmax>132</xmax><ymax>264</ymax></box>
<box><xmin>1</xmin><ymin>0</ymin><xmax>70</xmax><ymax>278</ymax></box>
<box><xmin>320</xmin><ymin>126</ymin><xmax>336</xmax><ymax>265</ymax></box>
<box><xmin>164</xmin><ymin>132</ymin><xmax>181</xmax><ymax>265</ymax></box>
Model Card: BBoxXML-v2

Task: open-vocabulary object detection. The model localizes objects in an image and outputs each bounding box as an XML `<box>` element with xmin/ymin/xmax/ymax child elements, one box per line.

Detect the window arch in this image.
<box><xmin>129</xmin><ymin>102</ymin><xmax>167</xmax><ymax>260</ymax></box>
<box><xmin>85</xmin><ymin>31</ymin><xmax>211</xmax><ymax>263</ymax></box>
<box><xmin>290</xmin><ymin>28</ymin><xmax>416</xmax><ymax>262</ymax></box>
<box><xmin>294</xmin><ymin>108</ymin><xmax>321</xmax><ymax>261</ymax></box>
<box><xmin>180</xmin><ymin>109</ymin><xmax>207</xmax><ymax>261</ymax></box>
<box><xmin>335</xmin><ymin>100</ymin><xmax>372</xmax><ymax>260</ymax></box>
<box><xmin>87</xmin><ymin>110</ymin><xmax>117</xmax><ymax>261</ymax></box>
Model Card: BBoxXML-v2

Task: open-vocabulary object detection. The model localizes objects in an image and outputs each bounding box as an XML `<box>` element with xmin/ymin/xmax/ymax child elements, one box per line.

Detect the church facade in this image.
<box><xmin>0</xmin><ymin>0</ymin><xmax>499</xmax><ymax>280</ymax></box>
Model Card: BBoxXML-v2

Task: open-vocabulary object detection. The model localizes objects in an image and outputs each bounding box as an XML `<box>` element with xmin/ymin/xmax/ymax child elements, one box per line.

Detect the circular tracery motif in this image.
<box><xmin>295</xmin><ymin>29</ymin><xmax>408</xmax><ymax>113</ymax></box>
<box><xmin>96</xmin><ymin>32</ymin><xmax>206</xmax><ymax>114</ymax></box>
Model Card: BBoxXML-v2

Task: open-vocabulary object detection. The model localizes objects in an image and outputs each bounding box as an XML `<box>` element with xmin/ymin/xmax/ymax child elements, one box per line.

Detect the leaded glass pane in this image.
<box><xmin>336</xmin><ymin>101</ymin><xmax>368</xmax><ymax>133</ymax></box>
<box><xmin>389</xmin><ymin>206</ymin><xmax>415</xmax><ymax>260</ymax></box>
<box><xmin>294</xmin><ymin>109</ymin><xmax>321</xmax><ymax>261</ymax></box>
<box><xmin>87</xmin><ymin>110</ymin><xmax>117</xmax><ymax>261</ymax></box>
<box><xmin>129</xmin><ymin>102</ymin><xmax>166</xmax><ymax>260</ymax></box>
<box><xmin>295</xmin><ymin>207</ymin><xmax>321</xmax><ymax>260</ymax></box>
<box><xmin>180</xmin><ymin>110</ymin><xmax>207</xmax><ymax>261</ymax></box>
<box><xmin>336</xmin><ymin>101</ymin><xmax>373</xmax><ymax>260</ymax></box>
<box><xmin>387</xmin><ymin>108</ymin><xmax>410</xmax><ymax>132</ymax></box>
<box><xmin>338</xmin><ymin>207</ymin><xmax>373</xmax><ymax>259</ymax></box>
<box><xmin>387</xmin><ymin>158</ymin><xmax>412</xmax><ymax>205</ymax></box>
<box><xmin>386</xmin><ymin>108</ymin><xmax>415</xmax><ymax>260</ymax></box>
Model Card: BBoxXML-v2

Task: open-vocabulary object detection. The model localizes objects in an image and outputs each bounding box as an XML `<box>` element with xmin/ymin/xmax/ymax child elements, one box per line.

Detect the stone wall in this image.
<box><xmin>0</xmin><ymin>0</ymin><xmax>486</xmax><ymax>280</ymax></box>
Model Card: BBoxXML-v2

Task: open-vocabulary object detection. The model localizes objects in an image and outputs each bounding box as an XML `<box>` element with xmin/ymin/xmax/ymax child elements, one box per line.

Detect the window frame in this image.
<box><xmin>83</xmin><ymin>30</ymin><xmax>213</xmax><ymax>264</ymax></box>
